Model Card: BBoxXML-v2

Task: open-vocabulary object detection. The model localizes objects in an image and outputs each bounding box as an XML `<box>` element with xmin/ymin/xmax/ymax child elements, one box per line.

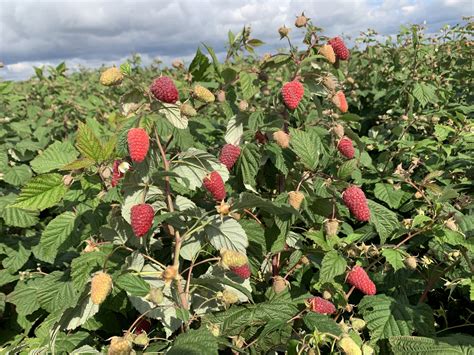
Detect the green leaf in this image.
<box><xmin>167</xmin><ymin>328</ymin><xmax>218</xmax><ymax>355</ymax></box>
<box><xmin>338</xmin><ymin>159</ymin><xmax>358</xmax><ymax>180</ymax></box>
<box><xmin>7</xmin><ymin>278</ymin><xmax>42</xmax><ymax>315</ymax></box>
<box><xmin>35</xmin><ymin>211</ymin><xmax>78</xmax><ymax>263</ymax></box>
<box><xmin>374</xmin><ymin>183</ymin><xmax>406</xmax><ymax>209</ymax></box>
<box><xmin>172</xmin><ymin>148</ymin><xmax>229</xmax><ymax>191</ymax></box>
<box><xmin>160</xmin><ymin>103</ymin><xmax>188</xmax><ymax>129</ymax></box>
<box><xmin>303</xmin><ymin>312</ymin><xmax>342</xmax><ymax>336</ymax></box>
<box><xmin>71</xmin><ymin>250</ymin><xmax>108</xmax><ymax>290</ymax></box>
<box><xmin>359</xmin><ymin>295</ymin><xmax>414</xmax><ymax>343</ymax></box>
<box><xmin>3</xmin><ymin>165</ymin><xmax>32</xmax><ymax>186</ymax></box>
<box><xmin>36</xmin><ymin>272</ymin><xmax>79</xmax><ymax>312</ymax></box>
<box><xmin>236</xmin><ymin>143</ymin><xmax>260</xmax><ymax>190</ymax></box>
<box><xmin>116</xmin><ymin>273</ymin><xmax>150</xmax><ymax>297</ymax></box>
<box><xmin>76</xmin><ymin>122</ymin><xmax>104</xmax><ymax>162</ymax></box>
<box><xmin>188</xmin><ymin>47</ymin><xmax>212</xmax><ymax>82</ymax></box>
<box><xmin>205</xmin><ymin>216</ymin><xmax>248</xmax><ymax>253</ymax></box>
<box><xmin>60</xmin><ymin>296</ymin><xmax>100</xmax><ymax>331</ymax></box>
<box><xmin>224</xmin><ymin>116</ymin><xmax>243</xmax><ymax>146</ymax></box>
<box><xmin>382</xmin><ymin>249</ymin><xmax>405</xmax><ymax>271</ymax></box>
<box><xmin>239</xmin><ymin>72</ymin><xmax>259</xmax><ymax>100</ymax></box>
<box><xmin>368</xmin><ymin>200</ymin><xmax>399</xmax><ymax>244</ymax></box>
<box><xmin>61</xmin><ymin>157</ymin><xmax>95</xmax><ymax>171</ymax></box>
<box><xmin>319</xmin><ymin>250</ymin><xmax>347</xmax><ymax>283</ymax></box>
<box><xmin>1</xmin><ymin>202</ymin><xmax>39</xmax><ymax>227</ymax></box>
<box><xmin>30</xmin><ymin>140</ymin><xmax>79</xmax><ymax>174</ymax></box>
<box><xmin>12</xmin><ymin>173</ymin><xmax>68</xmax><ymax>211</ymax></box>
<box><xmin>289</xmin><ymin>128</ymin><xmax>321</xmax><ymax>170</ymax></box>
<box><xmin>389</xmin><ymin>334</ymin><xmax>474</xmax><ymax>354</ymax></box>
<box><xmin>412</xmin><ymin>83</ymin><xmax>437</xmax><ymax>107</ymax></box>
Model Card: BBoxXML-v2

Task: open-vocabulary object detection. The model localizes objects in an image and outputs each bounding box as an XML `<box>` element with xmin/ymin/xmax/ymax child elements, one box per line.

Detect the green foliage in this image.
<box><xmin>0</xmin><ymin>16</ymin><xmax>472</xmax><ymax>354</ymax></box>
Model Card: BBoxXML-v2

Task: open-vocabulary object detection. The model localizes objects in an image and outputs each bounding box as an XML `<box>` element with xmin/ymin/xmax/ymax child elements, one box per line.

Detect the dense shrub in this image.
<box><xmin>0</xmin><ymin>16</ymin><xmax>472</xmax><ymax>354</ymax></box>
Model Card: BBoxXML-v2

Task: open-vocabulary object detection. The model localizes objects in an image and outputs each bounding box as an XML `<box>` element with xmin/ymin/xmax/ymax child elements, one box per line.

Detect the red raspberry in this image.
<box><xmin>346</xmin><ymin>266</ymin><xmax>376</xmax><ymax>295</ymax></box>
<box><xmin>328</xmin><ymin>37</ymin><xmax>350</xmax><ymax>60</ymax></box>
<box><xmin>281</xmin><ymin>81</ymin><xmax>304</xmax><ymax>110</ymax></box>
<box><xmin>230</xmin><ymin>264</ymin><xmax>251</xmax><ymax>279</ymax></box>
<box><xmin>203</xmin><ymin>171</ymin><xmax>226</xmax><ymax>201</ymax></box>
<box><xmin>219</xmin><ymin>144</ymin><xmax>241</xmax><ymax>170</ymax></box>
<box><xmin>150</xmin><ymin>76</ymin><xmax>179</xmax><ymax>104</ymax></box>
<box><xmin>332</xmin><ymin>91</ymin><xmax>348</xmax><ymax>113</ymax></box>
<box><xmin>111</xmin><ymin>160</ymin><xmax>123</xmax><ymax>187</ymax></box>
<box><xmin>343</xmin><ymin>186</ymin><xmax>370</xmax><ymax>222</ymax></box>
<box><xmin>127</xmin><ymin>128</ymin><xmax>150</xmax><ymax>163</ymax></box>
<box><xmin>308</xmin><ymin>296</ymin><xmax>336</xmax><ymax>314</ymax></box>
<box><xmin>130</xmin><ymin>204</ymin><xmax>154</xmax><ymax>237</ymax></box>
<box><xmin>337</xmin><ymin>137</ymin><xmax>355</xmax><ymax>159</ymax></box>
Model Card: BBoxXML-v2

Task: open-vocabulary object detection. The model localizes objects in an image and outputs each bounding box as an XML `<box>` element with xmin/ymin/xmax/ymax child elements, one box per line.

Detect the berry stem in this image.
<box><xmin>154</xmin><ymin>127</ymin><xmax>189</xmax><ymax>312</ymax></box>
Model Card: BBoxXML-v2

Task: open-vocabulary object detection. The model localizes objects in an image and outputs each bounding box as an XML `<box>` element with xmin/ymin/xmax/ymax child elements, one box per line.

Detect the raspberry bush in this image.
<box><xmin>0</xmin><ymin>15</ymin><xmax>473</xmax><ymax>354</ymax></box>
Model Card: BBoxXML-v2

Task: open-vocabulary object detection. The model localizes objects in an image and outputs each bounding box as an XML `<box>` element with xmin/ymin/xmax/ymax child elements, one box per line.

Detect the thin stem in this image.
<box><xmin>181</xmin><ymin>257</ymin><xmax>220</xmax><ymax>276</ymax></box>
<box><xmin>154</xmin><ymin>127</ymin><xmax>188</xmax><ymax>312</ymax></box>
<box><xmin>243</xmin><ymin>209</ymin><xmax>262</xmax><ymax>225</ymax></box>
<box><xmin>436</xmin><ymin>323</ymin><xmax>474</xmax><ymax>334</ymax></box>
<box><xmin>123</xmin><ymin>246</ymin><xmax>167</xmax><ymax>269</ymax></box>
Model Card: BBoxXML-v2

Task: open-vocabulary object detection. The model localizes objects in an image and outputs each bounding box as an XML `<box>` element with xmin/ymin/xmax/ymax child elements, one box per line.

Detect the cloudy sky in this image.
<box><xmin>0</xmin><ymin>0</ymin><xmax>471</xmax><ymax>81</ymax></box>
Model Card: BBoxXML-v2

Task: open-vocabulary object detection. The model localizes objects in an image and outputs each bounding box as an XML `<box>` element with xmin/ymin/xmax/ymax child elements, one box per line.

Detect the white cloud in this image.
<box><xmin>0</xmin><ymin>0</ymin><xmax>469</xmax><ymax>80</ymax></box>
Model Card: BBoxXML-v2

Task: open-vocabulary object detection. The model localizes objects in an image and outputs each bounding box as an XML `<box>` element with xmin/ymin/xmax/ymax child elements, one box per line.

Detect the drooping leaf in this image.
<box><xmin>12</xmin><ymin>173</ymin><xmax>68</xmax><ymax>211</ymax></box>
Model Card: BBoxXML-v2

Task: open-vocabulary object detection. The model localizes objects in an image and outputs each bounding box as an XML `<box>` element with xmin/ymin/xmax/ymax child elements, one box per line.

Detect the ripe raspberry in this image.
<box><xmin>130</xmin><ymin>204</ymin><xmax>154</xmax><ymax>237</ymax></box>
<box><xmin>219</xmin><ymin>144</ymin><xmax>241</xmax><ymax>170</ymax></box>
<box><xmin>220</xmin><ymin>249</ymin><xmax>248</xmax><ymax>269</ymax></box>
<box><xmin>332</xmin><ymin>91</ymin><xmax>348</xmax><ymax>113</ymax></box>
<box><xmin>108</xmin><ymin>336</ymin><xmax>132</xmax><ymax>355</ymax></box>
<box><xmin>288</xmin><ymin>191</ymin><xmax>304</xmax><ymax>209</ymax></box>
<box><xmin>281</xmin><ymin>81</ymin><xmax>304</xmax><ymax>110</ymax></box>
<box><xmin>127</xmin><ymin>128</ymin><xmax>150</xmax><ymax>163</ymax></box>
<box><xmin>343</xmin><ymin>186</ymin><xmax>371</xmax><ymax>222</ymax></box>
<box><xmin>230</xmin><ymin>264</ymin><xmax>251</xmax><ymax>279</ymax></box>
<box><xmin>338</xmin><ymin>336</ymin><xmax>361</xmax><ymax>355</ymax></box>
<box><xmin>346</xmin><ymin>266</ymin><xmax>376</xmax><ymax>295</ymax></box>
<box><xmin>150</xmin><ymin>76</ymin><xmax>179</xmax><ymax>104</ymax></box>
<box><xmin>273</xmin><ymin>130</ymin><xmax>290</xmax><ymax>148</ymax></box>
<box><xmin>193</xmin><ymin>85</ymin><xmax>215</xmax><ymax>103</ymax></box>
<box><xmin>111</xmin><ymin>160</ymin><xmax>124</xmax><ymax>187</ymax></box>
<box><xmin>308</xmin><ymin>296</ymin><xmax>336</xmax><ymax>314</ymax></box>
<box><xmin>203</xmin><ymin>171</ymin><xmax>226</xmax><ymax>201</ymax></box>
<box><xmin>100</xmin><ymin>67</ymin><xmax>123</xmax><ymax>86</ymax></box>
<box><xmin>319</xmin><ymin>45</ymin><xmax>336</xmax><ymax>64</ymax></box>
<box><xmin>338</xmin><ymin>137</ymin><xmax>355</xmax><ymax>159</ymax></box>
<box><xmin>91</xmin><ymin>272</ymin><xmax>113</xmax><ymax>305</ymax></box>
<box><xmin>324</xmin><ymin>219</ymin><xmax>339</xmax><ymax>237</ymax></box>
<box><xmin>328</xmin><ymin>37</ymin><xmax>350</xmax><ymax>60</ymax></box>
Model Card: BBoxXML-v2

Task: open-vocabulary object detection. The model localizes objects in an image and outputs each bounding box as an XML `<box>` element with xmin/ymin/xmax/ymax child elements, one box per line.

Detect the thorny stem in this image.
<box><xmin>153</xmin><ymin>128</ymin><xmax>189</xmax><ymax>312</ymax></box>
<box><xmin>123</xmin><ymin>246</ymin><xmax>167</xmax><ymax>269</ymax></box>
